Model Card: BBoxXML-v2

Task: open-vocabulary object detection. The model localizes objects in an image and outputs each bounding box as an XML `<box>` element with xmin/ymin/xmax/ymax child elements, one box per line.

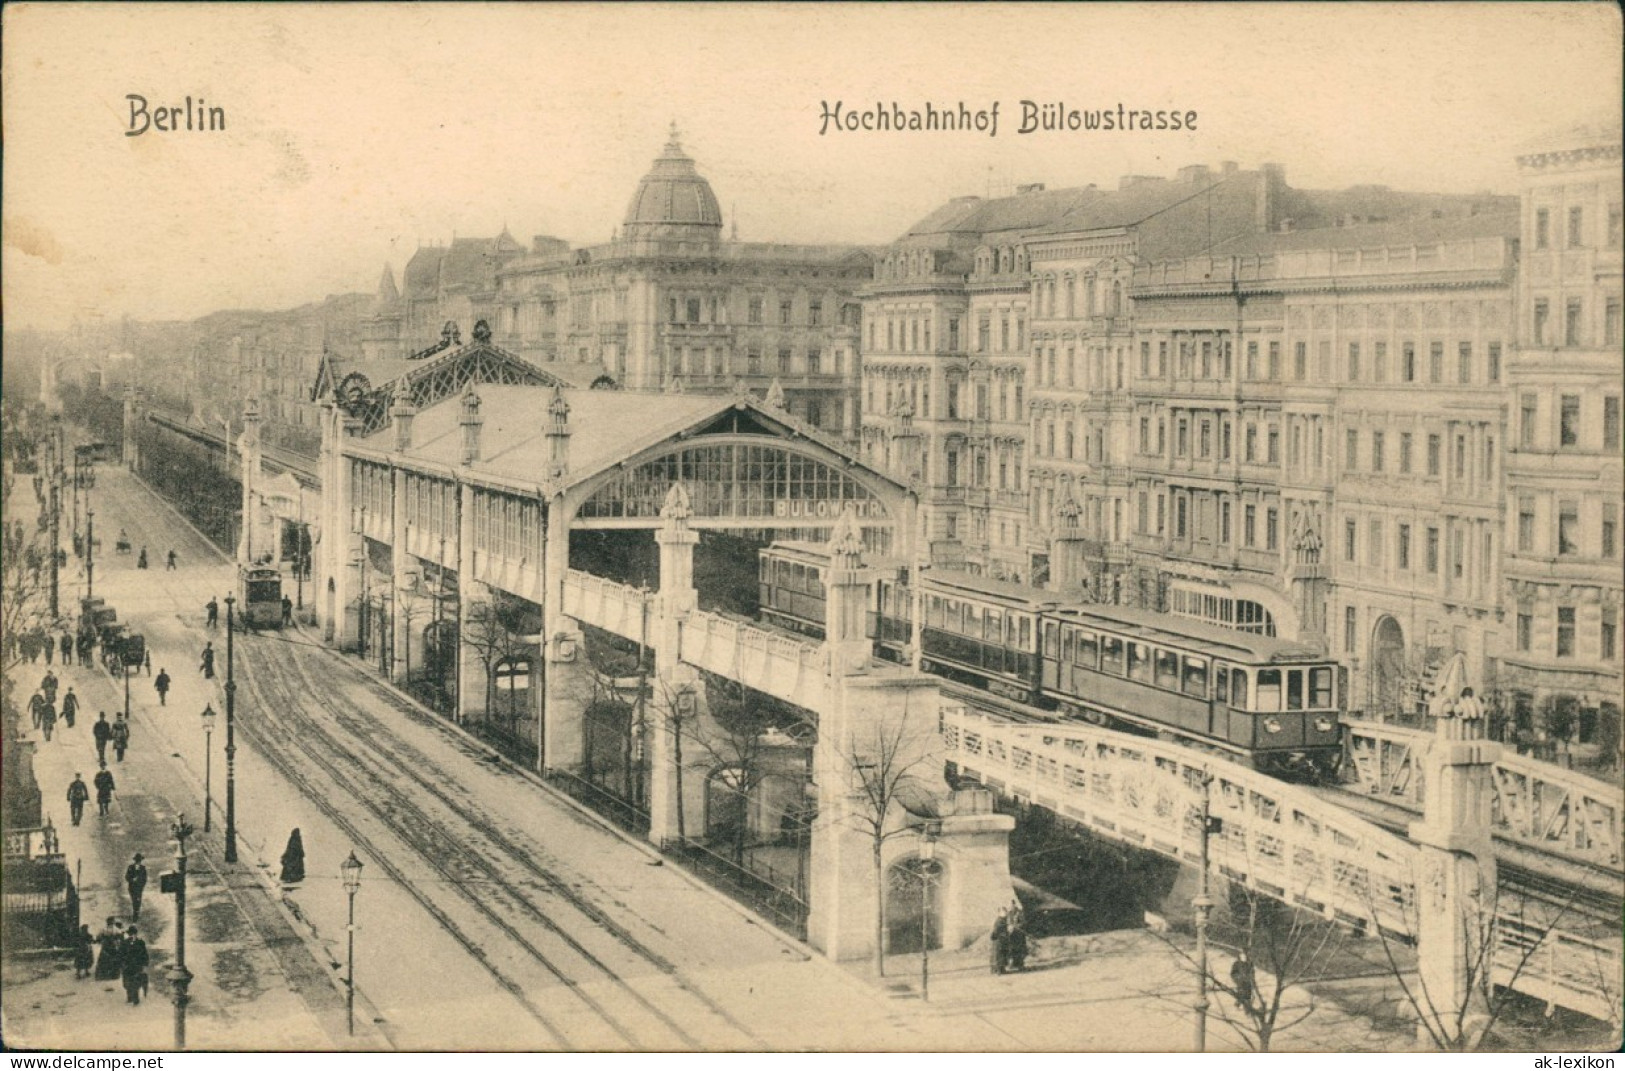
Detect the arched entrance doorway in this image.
<box><xmin>1371</xmin><ymin>616</ymin><xmax>1406</xmax><ymax>715</ymax></box>
<box><xmin>886</xmin><ymin>857</ymin><xmax>944</xmax><ymax>953</ymax></box>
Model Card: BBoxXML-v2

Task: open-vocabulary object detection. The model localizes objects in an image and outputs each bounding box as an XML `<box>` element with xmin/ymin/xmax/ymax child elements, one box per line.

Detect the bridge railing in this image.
<box><xmin>941</xmin><ymin>707</ymin><xmax>1420</xmax><ymax>936</ymax></box>
<box><xmin>679</xmin><ymin>611</ymin><xmax>829</xmax><ymax>710</ymax></box>
<box><xmin>1343</xmin><ymin>720</ymin><xmax>1622</xmax><ymax>872</ymax></box>
<box><xmin>1495</xmin><ymin>909</ymin><xmax>1623</xmax><ymax>1025</ymax></box>
<box><xmin>561</xmin><ymin>569</ymin><xmax>649</xmax><ymax>639</ymax></box>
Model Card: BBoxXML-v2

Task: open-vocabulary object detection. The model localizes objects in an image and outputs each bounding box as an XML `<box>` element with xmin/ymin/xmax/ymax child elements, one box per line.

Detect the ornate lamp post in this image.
<box><xmin>224</xmin><ymin>596</ymin><xmax>238</xmax><ymax>863</ymax></box>
<box><xmin>86</xmin><ymin>508</ymin><xmax>95</xmax><ymax>600</ymax></box>
<box><xmin>1192</xmin><ymin>769</ymin><xmax>1218</xmax><ymax>1053</ymax></box>
<box><xmin>166</xmin><ymin>814</ymin><xmax>195</xmax><ymax>1049</ymax></box>
<box><xmin>200</xmin><ymin>704</ymin><xmax>217</xmax><ymax>833</ymax></box>
<box><xmin>340</xmin><ymin>850</ymin><xmax>364</xmax><ymax>1036</ymax></box>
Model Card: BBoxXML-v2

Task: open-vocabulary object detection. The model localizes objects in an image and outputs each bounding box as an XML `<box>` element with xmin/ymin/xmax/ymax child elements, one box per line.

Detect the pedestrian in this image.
<box><xmin>92</xmin><ymin>712</ymin><xmax>112</xmax><ymax>764</ymax></box>
<box><xmin>66</xmin><ymin>773</ymin><xmax>90</xmax><ymax>826</ymax></box>
<box><xmin>60</xmin><ymin>632</ymin><xmax>73</xmax><ymax>665</ymax></box>
<box><xmin>93</xmin><ymin>763</ymin><xmax>115</xmax><ymax>816</ymax></box>
<box><xmin>40</xmin><ymin>700</ymin><xmax>56</xmax><ymax>742</ymax></box>
<box><xmin>72</xmin><ymin>924</ymin><xmax>95</xmax><ymax>979</ymax></box>
<box><xmin>29</xmin><ymin>692</ymin><xmax>45</xmax><ymax>730</ymax></box>
<box><xmin>121</xmin><ymin>928</ymin><xmax>149</xmax><ymax>1005</ymax></box>
<box><xmin>1230</xmin><ymin>950</ymin><xmax>1256</xmax><ymax>1011</ymax></box>
<box><xmin>281</xmin><ymin>595</ymin><xmax>294</xmax><ymax>627</ymax></box>
<box><xmin>42</xmin><ymin>670</ymin><xmax>58</xmax><ymax>704</ymax></box>
<box><xmin>78</xmin><ymin>631</ymin><xmax>93</xmax><ymax>666</ymax></box>
<box><xmin>990</xmin><ymin>908</ymin><xmax>1010</xmax><ymax>975</ymax></box>
<box><xmin>200</xmin><ymin>642</ymin><xmax>215</xmax><ymax>680</ymax></box>
<box><xmin>280</xmin><ymin>828</ymin><xmax>306</xmax><ymax>884</ymax></box>
<box><xmin>125</xmin><ymin>854</ymin><xmax>148</xmax><ymax>921</ymax></box>
<box><xmin>166</xmin><ymin>549</ymin><xmax>177</xmax><ymax>571</ymax></box>
<box><xmin>61</xmin><ymin>687</ymin><xmax>78</xmax><ymax>728</ymax></box>
<box><xmin>111</xmin><ymin>716</ymin><xmax>130</xmax><ymax>762</ymax></box>
<box><xmin>206</xmin><ymin>597</ymin><xmax>219</xmax><ymax>629</ymax></box>
<box><xmin>137</xmin><ymin>547</ymin><xmax>148</xmax><ymax>570</ymax></box>
<box><xmin>1006</xmin><ymin>901</ymin><xmax>1029</xmax><ymax>972</ymax></box>
<box><xmin>93</xmin><ymin>917</ymin><xmax>123</xmax><ymax>981</ymax></box>
<box><xmin>154</xmin><ymin>670</ymin><xmax>170</xmax><ymax>706</ymax></box>
<box><xmin>43</xmin><ymin>631</ymin><xmax>53</xmax><ymax>664</ymax></box>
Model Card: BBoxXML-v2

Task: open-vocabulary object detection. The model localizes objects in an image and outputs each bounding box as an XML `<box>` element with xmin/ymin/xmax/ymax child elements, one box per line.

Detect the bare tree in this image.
<box><xmin>841</xmin><ymin>702</ymin><xmax>938</xmax><ymax>978</ymax></box>
<box><xmin>2</xmin><ymin>468</ymin><xmax>54</xmax><ymax>689</ymax></box>
<box><xmin>1144</xmin><ymin>880</ymin><xmax>1350</xmax><ymax>1052</ymax></box>
<box><xmin>460</xmin><ymin>592</ymin><xmax>535</xmax><ymax>741</ymax></box>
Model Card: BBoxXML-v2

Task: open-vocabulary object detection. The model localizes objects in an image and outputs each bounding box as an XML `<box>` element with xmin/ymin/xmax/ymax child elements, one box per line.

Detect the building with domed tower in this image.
<box><xmin>361</xmin><ymin>128</ymin><xmax>874</xmax><ymax>441</ymax></box>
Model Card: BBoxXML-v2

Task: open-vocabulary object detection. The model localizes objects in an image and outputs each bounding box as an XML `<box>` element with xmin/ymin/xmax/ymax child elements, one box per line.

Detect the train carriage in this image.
<box><xmin>876</xmin><ymin>570</ymin><xmax>1054</xmax><ymax>704</ymax></box>
<box><xmin>238</xmin><ymin>565</ymin><xmax>284</xmax><ymax>629</ymax></box>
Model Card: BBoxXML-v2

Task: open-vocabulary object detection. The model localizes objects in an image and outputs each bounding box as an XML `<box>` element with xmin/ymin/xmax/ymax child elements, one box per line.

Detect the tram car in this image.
<box><xmin>238</xmin><ymin>565</ymin><xmax>284</xmax><ymax>629</ymax></box>
<box><xmin>759</xmin><ymin>541</ymin><xmax>1345</xmax><ymax>778</ymax></box>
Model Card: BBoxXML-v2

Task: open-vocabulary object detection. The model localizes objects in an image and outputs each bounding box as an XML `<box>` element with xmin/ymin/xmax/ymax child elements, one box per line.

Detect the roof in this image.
<box><xmin>1054</xmin><ymin>603</ymin><xmax>1323</xmax><ymax>663</ymax></box>
<box><xmin>1211</xmin><ymin>210</ymin><xmax>1518</xmax><ymax>257</ymax></box>
<box><xmin>1516</xmin><ymin>118</ymin><xmax>1623</xmax><ymax>159</ymax></box>
<box><xmin>623</xmin><ymin>132</ymin><xmax>723</xmax><ymax>232</ymax></box>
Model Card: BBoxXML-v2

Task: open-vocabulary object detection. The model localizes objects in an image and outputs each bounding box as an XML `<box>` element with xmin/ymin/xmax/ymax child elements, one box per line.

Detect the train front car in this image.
<box><xmin>757</xmin><ymin>542</ymin><xmax>831</xmax><ymax>639</ymax></box>
<box><xmin>1039</xmin><ymin>604</ymin><xmax>1342</xmax><ymax>780</ymax></box>
<box><xmin>238</xmin><ymin>565</ymin><xmax>285</xmax><ymax>630</ymax></box>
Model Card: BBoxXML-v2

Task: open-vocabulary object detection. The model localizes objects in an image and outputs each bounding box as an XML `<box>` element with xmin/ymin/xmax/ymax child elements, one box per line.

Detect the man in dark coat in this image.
<box><xmin>61</xmin><ymin>686</ymin><xmax>78</xmax><ymax>728</ymax></box>
<box><xmin>121</xmin><ymin>928</ymin><xmax>150</xmax><ymax>1004</ymax></box>
<box><xmin>206</xmin><ymin>597</ymin><xmax>219</xmax><ymax>629</ymax></box>
<box><xmin>990</xmin><ymin>909</ymin><xmax>1010</xmax><ymax>975</ymax></box>
<box><xmin>92</xmin><ymin>712</ymin><xmax>112</xmax><ymax>763</ymax></box>
<box><xmin>200</xmin><ymin>642</ymin><xmax>215</xmax><ymax>680</ymax></box>
<box><xmin>1230</xmin><ymin>950</ymin><xmax>1256</xmax><ymax>1011</ymax></box>
<box><xmin>111</xmin><ymin>716</ymin><xmax>130</xmax><ymax>762</ymax></box>
<box><xmin>93</xmin><ymin>763</ymin><xmax>116</xmax><ymax>816</ymax></box>
<box><xmin>154</xmin><ymin>670</ymin><xmax>170</xmax><ymax>706</ymax></box>
<box><xmin>281</xmin><ymin>595</ymin><xmax>294</xmax><ymax>626</ymax></box>
<box><xmin>67</xmin><ymin>774</ymin><xmax>90</xmax><ymax>825</ymax></box>
<box><xmin>41</xmin><ymin>671</ymin><xmax>57</xmax><ymax>704</ymax></box>
<box><xmin>125</xmin><ymin>854</ymin><xmax>149</xmax><ymax>921</ymax></box>
<box><xmin>29</xmin><ymin>692</ymin><xmax>45</xmax><ymax>730</ymax></box>
<box><xmin>59</xmin><ymin>632</ymin><xmax>73</xmax><ymax>665</ymax></box>
<box><xmin>40</xmin><ymin>700</ymin><xmax>56</xmax><ymax>742</ymax></box>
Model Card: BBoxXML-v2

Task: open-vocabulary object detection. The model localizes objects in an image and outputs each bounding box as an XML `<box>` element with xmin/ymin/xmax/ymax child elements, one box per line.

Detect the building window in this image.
<box><xmin>1372</xmin><ymin>340</ymin><xmax>1388</xmax><ymax>382</ymax></box>
<box><xmin>1604</xmin><ymin>607</ymin><xmax>1618</xmax><ymax>661</ymax></box>
<box><xmin>1610</xmin><ymin>203</ymin><xmax>1623</xmax><ymax>248</ymax></box>
<box><xmin>1487</xmin><ymin>341</ymin><xmax>1501</xmax><ymax>383</ymax></box>
<box><xmin>1565</xmin><ymin>299</ymin><xmax>1583</xmax><ymax>346</ymax></box>
<box><xmin>805</xmin><ymin>400</ymin><xmax>822</xmax><ymax>426</ymax></box>
<box><xmin>1221</xmin><ymin>421</ymin><xmax>1232</xmax><ymax>461</ymax></box>
<box><xmin>1157</xmin><ymin>494</ymin><xmax>1166</xmax><ymax>534</ymax></box>
<box><xmin>809</xmin><ymin>301</ymin><xmax>823</xmax><ymax>327</ymax></box>
<box><xmin>1245</xmin><ymin>341</ymin><xmax>1258</xmax><ymax>379</ymax></box>
<box><xmin>1398</xmin><ymin>523</ymin><xmax>1411</xmax><ymax>569</ymax></box>
<box><xmin>1427</xmin><ymin>434</ymin><xmax>1441</xmax><ymax>477</ymax></box>
<box><xmin>1603</xmin><ymin>502</ymin><xmax>1617</xmax><ymax>558</ymax></box>
<box><xmin>1293</xmin><ymin>341</ymin><xmax>1307</xmax><ymax>380</ymax></box>
<box><xmin>1220</xmin><ymin>499</ymin><xmax>1232</xmax><ymax>544</ymax></box>
<box><xmin>1556</xmin><ymin>606</ymin><xmax>1576</xmax><ymax>658</ymax></box>
<box><xmin>1345</xmin><ymin>430</ymin><xmax>1358</xmax><ymax>471</ymax></box>
<box><xmin>1603</xmin><ymin>396</ymin><xmax>1620</xmax><ymax>452</ymax></box>
<box><xmin>1245</xmin><ymin>425</ymin><xmax>1257</xmax><ymax>463</ymax></box>
<box><xmin>1318</xmin><ymin>340</ymin><xmax>1332</xmax><ymax>381</ymax></box>
<box><xmin>1568</xmin><ymin>206</ymin><xmax>1585</xmax><ymax>248</ymax></box>
<box><xmin>1454</xmin><ymin>434</ymin><xmax>1467</xmax><ymax>480</ymax></box>
<box><xmin>748</xmin><ymin>297</ymin><xmax>763</xmax><ymax>324</ymax></box>
<box><xmin>1457</xmin><ymin>342</ymin><xmax>1472</xmax><ymax>384</ymax></box>
<box><xmin>1428</xmin><ymin>342</ymin><xmax>1443</xmax><ymax>383</ymax></box>
<box><xmin>778</xmin><ymin>348</ymin><xmax>793</xmax><ymax>373</ymax></box>
<box><xmin>1267</xmin><ymin>426</ymin><xmax>1280</xmax><ymax>464</ymax></box>
<box><xmin>1520</xmin><ymin>394</ymin><xmax>1538</xmax><ymax>448</ymax></box>
<box><xmin>1533</xmin><ymin>300</ymin><xmax>1549</xmax><ymax>345</ymax></box>
<box><xmin>1176</xmin><ymin>419</ymin><xmax>1189</xmax><ymax>457</ymax></box>
<box><xmin>1244</xmin><ymin>504</ymin><xmax>1257</xmax><ymax>547</ymax></box>
<box><xmin>1607</xmin><ymin>300</ymin><xmax>1622</xmax><ymax>347</ymax></box>
<box><xmin>1368</xmin><ymin>518</ymin><xmax>1383</xmax><ymax>566</ymax></box>
<box><xmin>1518</xmin><ymin>496</ymin><xmax>1535</xmax><ymax>552</ymax></box>
<box><xmin>1266</xmin><ymin>508</ymin><xmax>1279</xmax><ymax>551</ymax></box>
<box><xmin>1560</xmin><ymin>394</ymin><xmax>1580</xmax><ymax>448</ymax></box>
<box><xmin>1175</xmin><ymin>495</ymin><xmax>1188</xmax><ymax>539</ymax></box>
<box><xmin>1426</xmin><ymin>527</ymin><xmax>1440</xmax><ymax>573</ymax></box>
<box><xmin>1199</xmin><ymin>420</ymin><xmax>1212</xmax><ymax>459</ymax></box>
<box><xmin>1517</xmin><ymin>611</ymin><xmax>1532</xmax><ymax>652</ymax></box>
<box><xmin>1344</xmin><ymin>518</ymin><xmax>1357</xmax><ymax>562</ymax></box>
<box><xmin>780</xmin><ymin>299</ymin><xmax>794</xmax><ymax>325</ymax></box>
<box><xmin>1139</xmin><ymin>417</ymin><xmax>1150</xmax><ymax>454</ymax></box>
<box><xmin>806</xmin><ymin>348</ymin><xmax>821</xmax><ymax>375</ymax></box>
<box><xmin>1347</xmin><ymin>342</ymin><xmax>1360</xmax><ymax>381</ymax></box>
<box><xmin>1371</xmin><ymin>431</ymin><xmax>1385</xmax><ymax>472</ymax></box>
<box><xmin>1267</xmin><ymin>341</ymin><xmax>1280</xmax><ymax>380</ymax></box>
<box><xmin>1558</xmin><ymin>501</ymin><xmax>1580</xmax><ymax>556</ymax></box>
<box><xmin>1402</xmin><ymin>342</ymin><xmax>1416</xmax><ymax>382</ymax></box>
<box><xmin>1535</xmin><ymin>208</ymin><xmax>1550</xmax><ymax>249</ymax></box>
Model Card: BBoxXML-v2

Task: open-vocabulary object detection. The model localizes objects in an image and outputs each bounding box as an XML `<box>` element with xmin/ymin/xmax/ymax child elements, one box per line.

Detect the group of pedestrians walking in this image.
<box><xmin>990</xmin><ymin>900</ymin><xmax>1031</xmax><ymax>975</ymax></box>
<box><xmin>72</xmin><ymin>909</ymin><xmax>150</xmax><ymax>1005</ymax></box>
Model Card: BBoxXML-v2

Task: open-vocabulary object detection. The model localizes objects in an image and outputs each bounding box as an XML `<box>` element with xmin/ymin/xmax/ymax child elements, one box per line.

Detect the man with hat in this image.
<box><xmin>125</xmin><ymin>853</ymin><xmax>148</xmax><ymax>921</ymax></box>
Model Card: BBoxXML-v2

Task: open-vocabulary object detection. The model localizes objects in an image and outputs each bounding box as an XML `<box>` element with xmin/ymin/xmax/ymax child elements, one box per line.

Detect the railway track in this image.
<box><xmin>233</xmin><ymin>628</ymin><xmax>766</xmax><ymax>1050</ymax></box>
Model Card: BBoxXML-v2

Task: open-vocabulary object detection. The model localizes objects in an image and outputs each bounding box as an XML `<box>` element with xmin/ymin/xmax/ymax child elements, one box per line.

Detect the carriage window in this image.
<box><xmin>1286</xmin><ymin>669</ymin><xmax>1304</xmax><ymax>710</ymax></box>
<box><xmin>1216</xmin><ymin>665</ymin><xmax>1229</xmax><ymax>703</ymax></box>
<box><xmin>928</xmin><ymin>595</ymin><xmax>944</xmax><ymax>628</ymax></box>
<box><xmin>1128</xmin><ymin>642</ymin><xmax>1152</xmax><ymax>682</ymax></box>
<box><xmin>1077</xmin><ymin>631</ymin><xmax>1098</xmax><ymax>668</ymax></box>
<box><xmin>1101</xmin><ymin>636</ymin><xmax>1124</xmax><ymax>674</ymax></box>
<box><xmin>1043</xmin><ymin>621</ymin><xmax>1059</xmax><ymax>658</ymax></box>
<box><xmin>792</xmin><ymin>563</ymin><xmax>807</xmax><ymax>591</ymax></box>
<box><xmin>1182</xmin><ymin>656</ymin><xmax>1209</xmax><ymax>697</ymax></box>
<box><xmin>985</xmin><ymin>608</ymin><xmax>1003</xmax><ymax>643</ymax></box>
<box><xmin>1061</xmin><ymin>628</ymin><xmax>1075</xmax><ymax>663</ymax></box>
<box><xmin>1231</xmin><ymin>668</ymin><xmax>1250</xmax><ymax>708</ymax></box>
<box><xmin>812</xmin><ymin>571</ymin><xmax>825</xmax><ymax>599</ymax></box>
<box><xmin>1154</xmin><ymin>648</ymin><xmax>1180</xmax><ymax>688</ymax></box>
<box><xmin>1255</xmin><ymin>669</ymin><xmax>1281</xmax><ymax>711</ymax></box>
<box><xmin>1018</xmin><ymin>615</ymin><xmax>1032</xmax><ymax>650</ymax></box>
<box><xmin>1310</xmin><ymin>667</ymin><xmax>1334</xmax><ymax>708</ymax></box>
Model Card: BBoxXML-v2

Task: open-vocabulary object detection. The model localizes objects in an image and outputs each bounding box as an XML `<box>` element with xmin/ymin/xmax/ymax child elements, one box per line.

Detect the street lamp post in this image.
<box><xmin>86</xmin><ymin>509</ymin><xmax>95</xmax><ymax>600</ymax></box>
<box><xmin>224</xmin><ymin>596</ymin><xmax>238</xmax><ymax>864</ymax></box>
<box><xmin>1192</xmin><ymin>769</ymin><xmax>1216</xmax><ymax>1053</ymax></box>
<box><xmin>201</xmin><ymin>705</ymin><xmax>217</xmax><ymax>833</ymax></box>
<box><xmin>167</xmin><ymin>814</ymin><xmax>195</xmax><ymax>1049</ymax></box>
<box><xmin>918</xmin><ymin>827</ymin><xmax>938</xmax><ymax>1003</ymax></box>
<box><xmin>340</xmin><ymin>850</ymin><xmax>364</xmax><ymax>1036</ymax></box>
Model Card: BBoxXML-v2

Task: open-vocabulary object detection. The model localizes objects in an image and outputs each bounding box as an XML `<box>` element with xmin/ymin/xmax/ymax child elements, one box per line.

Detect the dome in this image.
<box><xmin>623</xmin><ymin>127</ymin><xmax>723</xmax><ymax>237</ymax></box>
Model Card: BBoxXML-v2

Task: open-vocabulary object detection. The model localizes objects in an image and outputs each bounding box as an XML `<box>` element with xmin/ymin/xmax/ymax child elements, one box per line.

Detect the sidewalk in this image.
<box><xmin>3</xmin><ymin>480</ymin><xmax>372</xmax><ymax>1051</ymax></box>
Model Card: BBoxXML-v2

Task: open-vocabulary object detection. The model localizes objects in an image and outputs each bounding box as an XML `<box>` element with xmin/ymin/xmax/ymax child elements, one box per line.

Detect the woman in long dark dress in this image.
<box><xmin>72</xmin><ymin>924</ymin><xmax>95</xmax><ymax>979</ymax></box>
<box><xmin>93</xmin><ymin>917</ymin><xmax>123</xmax><ymax>981</ymax></box>
<box><xmin>280</xmin><ymin>828</ymin><xmax>305</xmax><ymax>884</ymax></box>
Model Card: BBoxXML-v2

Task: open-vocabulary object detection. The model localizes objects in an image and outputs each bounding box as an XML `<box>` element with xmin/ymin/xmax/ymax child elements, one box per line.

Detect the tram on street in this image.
<box><xmin>238</xmin><ymin>565</ymin><xmax>285</xmax><ymax>629</ymax></box>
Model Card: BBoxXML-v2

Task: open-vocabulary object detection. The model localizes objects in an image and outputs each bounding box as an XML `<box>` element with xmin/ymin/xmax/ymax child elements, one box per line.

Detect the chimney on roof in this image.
<box><xmin>1016</xmin><ymin>183</ymin><xmax>1046</xmax><ymax>195</ymax></box>
<box><xmin>459</xmin><ymin>385</ymin><xmax>483</xmax><ymax>466</ymax></box>
<box><xmin>545</xmin><ymin>385</ymin><xmax>570</xmax><ymax>480</ymax></box>
<box><xmin>1257</xmin><ymin>162</ymin><xmax>1287</xmax><ymax>233</ymax></box>
<box><xmin>1177</xmin><ymin>164</ymin><xmax>1211</xmax><ymax>184</ymax></box>
<box><xmin>391</xmin><ymin>384</ymin><xmax>417</xmax><ymax>452</ymax></box>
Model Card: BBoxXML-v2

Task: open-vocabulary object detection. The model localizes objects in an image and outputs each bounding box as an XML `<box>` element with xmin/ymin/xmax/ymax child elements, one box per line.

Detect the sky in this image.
<box><xmin>2</xmin><ymin>2</ymin><xmax>1620</xmax><ymax>329</ymax></box>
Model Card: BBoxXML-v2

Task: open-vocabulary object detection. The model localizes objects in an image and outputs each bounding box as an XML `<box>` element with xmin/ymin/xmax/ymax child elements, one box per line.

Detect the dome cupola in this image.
<box><xmin>623</xmin><ymin>124</ymin><xmax>724</xmax><ymax>243</ymax></box>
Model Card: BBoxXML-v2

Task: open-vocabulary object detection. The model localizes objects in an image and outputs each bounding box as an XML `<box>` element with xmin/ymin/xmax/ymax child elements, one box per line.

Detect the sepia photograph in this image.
<box><xmin>1</xmin><ymin>1</ymin><xmax>1621</xmax><ymax>1057</ymax></box>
